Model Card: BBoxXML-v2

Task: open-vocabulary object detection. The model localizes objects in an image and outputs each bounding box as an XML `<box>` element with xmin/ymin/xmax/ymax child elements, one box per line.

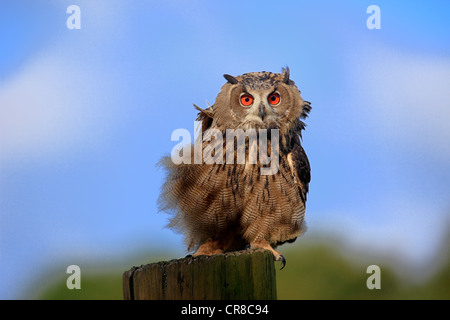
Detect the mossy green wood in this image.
<box><xmin>123</xmin><ymin>249</ymin><xmax>277</xmax><ymax>300</ymax></box>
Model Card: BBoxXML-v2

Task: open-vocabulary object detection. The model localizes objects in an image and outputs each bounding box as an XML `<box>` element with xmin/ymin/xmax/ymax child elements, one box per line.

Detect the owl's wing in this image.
<box><xmin>194</xmin><ymin>104</ymin><xmax>214</xmax><ymax>132</ymax></box>
<box><xmin>287</xmin><ymin>138</ymin><xmax>311</xmax><ymax>203</ymax></box>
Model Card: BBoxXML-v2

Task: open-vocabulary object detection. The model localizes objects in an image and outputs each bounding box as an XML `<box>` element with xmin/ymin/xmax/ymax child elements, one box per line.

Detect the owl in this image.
<box><xmin>158</xmin><ymin>67</ymin><xmax>311</xmax><ymax>269</ymax></box>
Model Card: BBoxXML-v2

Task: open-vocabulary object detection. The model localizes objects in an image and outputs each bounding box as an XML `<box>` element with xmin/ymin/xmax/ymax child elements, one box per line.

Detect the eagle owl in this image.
<box><xmin>158</xmin><ymin>67</ymin><xmax>311</xmax><ymax>268</ymax></box>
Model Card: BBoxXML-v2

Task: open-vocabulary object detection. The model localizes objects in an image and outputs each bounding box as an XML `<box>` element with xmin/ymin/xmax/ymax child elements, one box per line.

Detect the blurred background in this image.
<box><xmin>0</xmin><ymin>0</ymin><xmax>449</xmax><ymax>299</ymax></box>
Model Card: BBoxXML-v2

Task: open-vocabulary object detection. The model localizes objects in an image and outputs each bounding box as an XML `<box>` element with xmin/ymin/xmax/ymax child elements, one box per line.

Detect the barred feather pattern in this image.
<box><xmin>158</xmin><ymin>146</ymin><xmax>306</xmax><ymax>251</ymax></box>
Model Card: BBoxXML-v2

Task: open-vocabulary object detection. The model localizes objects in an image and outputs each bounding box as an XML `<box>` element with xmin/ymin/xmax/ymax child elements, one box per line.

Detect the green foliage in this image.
<box><xmin>39</xmin><ymin>273</ymin><xmax>123</xmax><ymax>300</ymax></box>
<box><xmin>276</xmin><ymin>244</ymin><xmax>401</xmax><ymax>299</ymax></box>
<box><xmin>276</xmin><ymin>240</ymin><xmax>449</xmax><ymax>300</ymax></box>
<box><xmin>37</xmin><ymin>242</ymin><xmax>449</xmax><ymax>300</ymax></box>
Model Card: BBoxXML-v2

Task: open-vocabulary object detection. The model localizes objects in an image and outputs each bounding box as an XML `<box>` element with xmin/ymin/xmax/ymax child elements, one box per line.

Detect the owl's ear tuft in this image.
<box><xmin>282</xmin><ymin>66</ymin><xmax>290</xmax><ymax>84</ymax></box>
<box><xmin>223</xmin><ymin>74</ymin><xmax>239</xmax><ymax>85</ymax></box>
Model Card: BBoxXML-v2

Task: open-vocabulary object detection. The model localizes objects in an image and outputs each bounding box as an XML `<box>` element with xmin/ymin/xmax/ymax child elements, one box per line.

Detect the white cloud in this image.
<box><xmin>351</xmin><ymin>44</ymin><xmax>450</xmax><ymax>162</ymax></box>
<box><xmin>0</xmin><ymin>1</ymin><xmax>127</xmax><ymax>165</ymax></box>
<box><xmin>0</xmin><ymin>52</ymin><xmax>95</xmax><ymax>161</ymax></box>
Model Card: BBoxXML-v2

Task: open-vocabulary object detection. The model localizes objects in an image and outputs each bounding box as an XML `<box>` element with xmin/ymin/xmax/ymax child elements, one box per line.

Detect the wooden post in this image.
<box><xmin>123</xmin><ymin>249</ymin><xmax>277</xmax><ymax>300</ymax></box>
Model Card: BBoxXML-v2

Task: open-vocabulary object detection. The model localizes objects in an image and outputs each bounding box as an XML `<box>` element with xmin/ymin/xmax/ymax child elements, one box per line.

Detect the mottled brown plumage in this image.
<box><xmin>158</xmin><ymin>68</ymin><xmax>311</xmax><ymax>268</ymax></box>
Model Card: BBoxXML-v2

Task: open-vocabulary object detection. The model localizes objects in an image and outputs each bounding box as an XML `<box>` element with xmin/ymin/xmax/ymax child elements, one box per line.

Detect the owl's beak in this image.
<box><xmin>259</xmin><ymin>103</ymin><xmax>266</xmax><ymax>121</ymax></box>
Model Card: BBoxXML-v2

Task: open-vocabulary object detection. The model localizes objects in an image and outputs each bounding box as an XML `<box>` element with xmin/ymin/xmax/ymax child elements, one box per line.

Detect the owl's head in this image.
<box><xmin>211</xmin><ymin>67</ymin><xmax>310</xmax><ymax>132</ymax></box>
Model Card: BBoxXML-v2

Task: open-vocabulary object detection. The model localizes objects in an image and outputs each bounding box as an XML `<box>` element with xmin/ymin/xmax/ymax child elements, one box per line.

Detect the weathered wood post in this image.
<box><xmin>123</xmin><ymin>249</ymin><xmax>277</xmax><ymax>300</ymax></box>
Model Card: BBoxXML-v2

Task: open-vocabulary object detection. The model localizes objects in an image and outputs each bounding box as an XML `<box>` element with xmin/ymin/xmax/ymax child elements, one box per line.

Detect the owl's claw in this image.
<box><xmin>278</xmin><ymin>254</ymin><xmax>286</xmax><ymax>270</ymax></box>
<box><xmin>273</xmin><ymin>252</ymin><xmax>286</xmax><ymax>270</ymax></box>
<box><xmin>248</xmin><ymin>240</ymin><xmax>286</xmax><ymax>270</ymax></box>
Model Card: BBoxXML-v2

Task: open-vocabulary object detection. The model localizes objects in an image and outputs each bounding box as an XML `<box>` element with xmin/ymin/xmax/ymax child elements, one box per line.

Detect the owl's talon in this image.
<box><xmin>279</xmin><ymin>255</ymin><xmax>286</xmax><ymax>270</ymax></box>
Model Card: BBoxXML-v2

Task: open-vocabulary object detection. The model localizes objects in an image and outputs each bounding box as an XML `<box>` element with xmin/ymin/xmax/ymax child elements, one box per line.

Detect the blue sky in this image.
<box><xmin>1</xmin><ymin>0</ymin><xmax>449</xmax><ymax>299</ymax></box>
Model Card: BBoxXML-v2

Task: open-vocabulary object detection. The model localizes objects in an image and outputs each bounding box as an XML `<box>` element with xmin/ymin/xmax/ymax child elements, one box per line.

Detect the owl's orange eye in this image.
<box><xmin>268</xmin><ymin>92</ymin><xmax>280</xmax><ymax>105</ymax></box>
<box><xmin>240</xmin><ymin>94</ymin><xmax>254</xmax><ymax>107</ymax></box>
